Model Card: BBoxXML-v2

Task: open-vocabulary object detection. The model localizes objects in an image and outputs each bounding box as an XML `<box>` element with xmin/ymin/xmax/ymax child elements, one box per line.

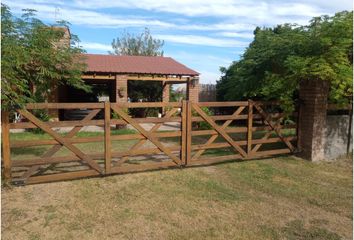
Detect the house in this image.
<box><xmin>49</xmin><ymin>27</ymin><xmax>200</xmax><ymax>120</ymax></box>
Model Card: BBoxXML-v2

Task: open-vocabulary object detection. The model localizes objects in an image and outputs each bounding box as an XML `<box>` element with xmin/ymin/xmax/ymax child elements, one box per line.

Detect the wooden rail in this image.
<box><xmin>2</xmin><ymin>101</ymin><xmax>297</xmax><ymax>184</ymax></box>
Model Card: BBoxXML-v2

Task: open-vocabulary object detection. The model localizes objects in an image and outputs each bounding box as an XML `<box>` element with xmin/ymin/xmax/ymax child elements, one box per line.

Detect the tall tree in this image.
<box><xmin>217</xmin><ymin>11</ymin><xmax>353</xmax><ymax>112</ymax></box>
<box><xmin>110</xmin><ymin>28</ymin><xmax>165</xmax><ymax>116</ymax></box>
<box><xmin>110</xmin><ymin>28</ymin><xmax>164</xmax><ymax>56</ymax></box>
<box><xmin>1</xmin><ymin>4</ymin><xmax>89</xmax><ymax>110</ymax></box>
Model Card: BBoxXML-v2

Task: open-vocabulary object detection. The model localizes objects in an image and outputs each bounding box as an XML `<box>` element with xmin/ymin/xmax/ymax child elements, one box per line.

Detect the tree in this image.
<box><xmin>1</xmin><ymin>4</ymin><xmax>89</xmax><ymax>110</ymax></box>
<box><xmin>110</xmin><ymin>28</ymin><xmax>164</xmax><ymax>56</ymax></box>
<box><xmin>110</xmin><ymin>28</ymin><xmax>165</xmax><ymax>116</ymax></box>
<box><xmin>217</xmin><ymin>11</ymin><xmax>353</xmax><ymax>112</ymax></box>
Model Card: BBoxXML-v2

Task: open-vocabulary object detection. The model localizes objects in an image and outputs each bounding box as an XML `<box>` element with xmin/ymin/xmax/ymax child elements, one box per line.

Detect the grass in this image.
<box><xmin>1</xmin><ymin>156</ymin><xmax>352</xmax><ymax>240</ymax></box>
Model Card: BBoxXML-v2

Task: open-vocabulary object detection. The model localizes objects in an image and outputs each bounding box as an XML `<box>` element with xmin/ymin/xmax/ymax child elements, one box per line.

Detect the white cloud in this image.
<box><xmin>5</xmin><ymin>0</ymin><xmax>350</xmax><ymax>32</ymax></box>
<box><xmin>70</xmin><ymin>0</ymin><xmax>352</xmax><ymax>23</ymax></box>
<box><xmin>219</xmin><ymin>32</ymin><xmax>254</xmax><ymax>39</ymax></box>
<box><xmin>80</xmin><ymin>42</ymin><xmax>112</xmax><ymax>51</ymax></box>
<box><xmin>5</xmin><ymin>1</ymin><xmax>174</xmax><ymax>28</ymax></box>
<box><xmin>155</xmin><ymin>34</ymin><xmax>248</xmax><ymax>47</ymax></box>
<box><xmin>198</xmin><ymin>70</ymin><xmax>222</xmax><ymax>84</ymax></box>
<box><xmin>166</xmin><ymin>51</ymin><xmax>233</xmax><ymax>66</ymax></box>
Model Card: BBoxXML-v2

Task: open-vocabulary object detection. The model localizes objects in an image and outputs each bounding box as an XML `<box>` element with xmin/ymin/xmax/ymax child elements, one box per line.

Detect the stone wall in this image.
<box><xmin>325</xmin><ymin>115</ymin><xmax>352</xmax><ymax>159</ymax></box>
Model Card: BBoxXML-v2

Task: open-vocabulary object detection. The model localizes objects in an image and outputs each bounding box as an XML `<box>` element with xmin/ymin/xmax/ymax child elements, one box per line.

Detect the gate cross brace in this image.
<box><xmin>110</xmin><ymin>105</ymin><xmax>181</xmax><ymax>165</ymax></box>
<box><xmin>191</xmin><ymin>103</ymin><xmax>247</xmax><ymax>158</ymax></box>
<box><xmin>116</xmin><ymin>107</ymin><xmax>179</xmax><ymax>166</ymax></box>
<box><xmin>192</xmin><ymin>106</ymin><xmax>245</xmax><ymax>160</ymax></box>
<box><xmin>18</xmin><ymin>109</ymin><xmax>103</xmax><ymax>174</ymax></box>
<box><xmin>253</xmin><ymin>103</ymin><xmax>295</xmax><ymax>152</ymax></box>
<box><xmin>20</xmin><ymin>109</ymin><xmax>101</xmax><ymax>181</ymax></box>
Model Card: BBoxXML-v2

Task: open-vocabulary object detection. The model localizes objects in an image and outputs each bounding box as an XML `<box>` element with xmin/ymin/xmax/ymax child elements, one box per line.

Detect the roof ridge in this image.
<box><xmin>83</xmin><ymin>53</ymin><xmax>168</xmax><ymax>58</ymax></box>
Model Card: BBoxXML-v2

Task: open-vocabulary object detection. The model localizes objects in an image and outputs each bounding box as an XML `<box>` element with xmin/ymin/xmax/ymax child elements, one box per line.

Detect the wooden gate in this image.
<box><xmin>2</xmin><ymin>101</ymin><xmax>297</xmax><ymax>184</ymax></box>
<box><xmin>185</xmin><ymin>101</ymin><xmax>297</xmax><ymax>166</ymax></box>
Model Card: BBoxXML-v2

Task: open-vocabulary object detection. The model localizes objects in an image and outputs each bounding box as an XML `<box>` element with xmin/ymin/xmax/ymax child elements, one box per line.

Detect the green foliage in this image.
<box><xmin>217</xmin><ymin>11</ymin><xmax>353</xmax><ymax>112</ymax></box>
<box><xmin>110</xmin><ymin>28</ymin><xmax>164</xmax><ymax>56</ymax></box>
<box><xmin>1</xmin><ymin>4</ymin><xmax>89</xmax><ymax>110</ymax></box>
<box><xmin>193</xmin><ymin>107</ymin><xmax>213</xmax><ymax>130</ymax></box>
<box><xmin>170</xmin><ymin>86</ymin><xmax>186</xmax><ymax>102</ymax></box>
<box><xmin>28</xmin><ymin>109</ymin><xmax>50</xmax><ymax>134</ymax></box>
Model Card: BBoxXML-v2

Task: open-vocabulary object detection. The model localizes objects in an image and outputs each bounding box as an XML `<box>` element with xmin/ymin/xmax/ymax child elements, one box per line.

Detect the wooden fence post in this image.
<box><xmin>2</xmin><ymin>111</ymin><xmax>11</xmax><ymax>180</ymax></box>
<box><xmin>185</xmin><ymin>101</ymin><xmax>192</xmax><ymax>165</ymax></box>
<box><xmin>104</xmin><ymin>101</ymin><xmax>111</xmax><ymax>174</ymax></box>
<box><xmin>181</xmin><ymin>100</ymin><xmax>187</xmax><ymax>166</ymax></box>
<box><xmin>247</xmin><ymin>100</ymin><xmax>253</xmax><ymax>158</ymax></box>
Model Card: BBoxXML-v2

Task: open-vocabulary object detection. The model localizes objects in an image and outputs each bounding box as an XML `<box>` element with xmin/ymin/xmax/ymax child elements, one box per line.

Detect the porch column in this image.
<box><xmin>187</xmin><ymin>77</ymin><xmax>199</xmax><ymax>102</ymax></box>
<box><xmin>116</xmin><ymin>74</ymin><xmax>128</xmax><ymax>102</ymax></box>
<box><xmin>162</xmin><ymin>81</ymin><xmax>170</xmax><ymax>103</ymax></box>
<box><xmin>297</xmin><ymin>79</ymin><xmax>329</xmax><ymax>161</ymax></box>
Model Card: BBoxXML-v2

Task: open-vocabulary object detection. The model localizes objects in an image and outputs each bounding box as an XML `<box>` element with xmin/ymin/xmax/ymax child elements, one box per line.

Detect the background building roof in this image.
<box><xmin>82</xmin><ymin>54</ymin><xmax>199</xmax><ymax>76</ymax></box>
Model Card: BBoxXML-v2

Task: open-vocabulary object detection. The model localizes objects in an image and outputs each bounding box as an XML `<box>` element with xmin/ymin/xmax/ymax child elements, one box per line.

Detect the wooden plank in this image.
<box><xmin>104</xmin><ymin>102</ymin><xmax>111</xmax><ymax>173</ymax></box>
<box><xmin>18</xmin><ymin>109</ymin><xmax>103</xmax><ymax>174</ymax></box>
<box><xmin>192</xmin><ymin>114</ymin><xmax>249</xmax><ymax>122</ymax></box>
<box><xmin>185</xmin><ymin>101</ymin><xmax>192</xmax><ymax>165</ymax></box>
<box><xmin>112</xmin><ymin>102</ymin><xmax>181</xmax><ymax>108</ymax></box>
<box><xmin>111</xmin><ymin>146</ymin><xmax>180</xmax><ymax>158</ymax></box>
<box><xmin>191</xmin><ymin>124</ymin><xmax>297</xmax><ymax>137</ymax></box>
<box><xmin>26</xmin><ymin>169</ymin><xmax>100</xmax><ymax>184</ymax></box>
<box><xmin>1</xmin><ymin>111</ymin><xmax>11</xmax><ymax>180</ymax></box>
<box><xmin>12</xmin><ymin>153</ymin><xmax>104</xmax><ymax>167</ymax></box>
<box><xmin>112</xmin><ymin>131</ymin><xmax>181</xmax><ymax>140</ymax></box>
<box><xmin>247</xmin><ymin>100</ymin><xmax>253</xmax><ymax>156</ymax></box>
<box><xmin>181</xmin><ymin>100</ymin><xmax>187</xmax><ymax>165</ymax></box>
<box><xmin>112</xmin><ymin>117</ymin><xmax>181</xmax><ymax>124</ymax></box>
<box><xmin>192</xmin><ymin>103</ymin><xmax>247</xmax><ymax>158</ymax></box>
<box><xmin>191</xmin><ymin>113</ymin><xmax>288</xmax><ymax>122</ymax></box>
<box><xmin>192</xmin><ymin>106</ymin><xmax>245</xmax><ymax>160</ymax></box>
<box><xmin>111</xmin><ymin>105</ymin><xmax>182</xmax><ymax>165</ymax></box>
<box><xmin>127</xmin><ymin>76</ymin><xmax>189</xmax><ymax>82</ymax></box>
<box><xmin>82</xmin><ymin>74</ymin><xmax>115</xmax><ymax>80</ymax></box>
<box><xmin>197</xmin><ymin>102</ymin><xmax>248</xmax><ymax>107</ymax></box>
<box><xmin>10</xmin><ymin>119</ymin><xmax>105</xmax><ymax>129</ymax></box>
<box><xmin>12</xmin><ymin>136</ymin><xmax>104</xmax><ymax>147</ymax></box>
<box><xmin>191</xmin><ymin>137</ymin><xmax>297</xmax><ymax>150</ymax></box>
<box><xmin>25</xmin><ymin>102</ymin><xmax>104</xmax><ymax>109</ymax></box>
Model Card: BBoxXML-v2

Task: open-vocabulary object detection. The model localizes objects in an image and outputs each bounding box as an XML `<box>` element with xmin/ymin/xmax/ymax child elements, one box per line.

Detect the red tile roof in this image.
<box><xmin>82</xmin><ymin>54</ymin><xmax>199</xmax><ymax>76</ymax></box>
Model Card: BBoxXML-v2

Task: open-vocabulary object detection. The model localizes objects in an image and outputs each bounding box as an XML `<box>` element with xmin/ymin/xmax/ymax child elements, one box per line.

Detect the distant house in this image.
<box><xmin>49</xmin><ymin>27</ymin><xmax>200</xmax><ymax>120</ymax></box>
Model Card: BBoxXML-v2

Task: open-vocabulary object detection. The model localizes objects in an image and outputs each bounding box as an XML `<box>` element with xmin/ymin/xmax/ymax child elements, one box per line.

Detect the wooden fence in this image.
<box><xmin>1</xmin><ymin>101</ymin><xmax>298</xmax><ymax>184</ymax></box>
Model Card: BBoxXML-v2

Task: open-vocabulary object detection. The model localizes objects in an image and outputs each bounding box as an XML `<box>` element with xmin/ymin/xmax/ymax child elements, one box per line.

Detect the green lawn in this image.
<box><xmin>2</xmin><ymin>156</ymin><xmax>352</xmax><ymax>240</ymax></box>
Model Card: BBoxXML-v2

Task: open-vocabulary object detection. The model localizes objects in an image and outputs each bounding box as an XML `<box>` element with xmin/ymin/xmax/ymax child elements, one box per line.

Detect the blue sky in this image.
<box><xmin>4</xmin><ymin>0</ymin><xmax>353</xmax><ymax>83</ymax></box>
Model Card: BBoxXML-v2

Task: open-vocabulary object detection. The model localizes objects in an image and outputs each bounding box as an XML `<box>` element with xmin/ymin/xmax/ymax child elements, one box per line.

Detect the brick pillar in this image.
<box><xmin>116</xmin><ymin>74</ymin><xmax>128</xmax><ymax>102</ymax></box>
<box><xmin>297</xmin><ymin>79</ymin><xmax>329</xmax><ymax>161</ymax></box>
<box><xmin>187</xmin><ymin>77</ymin><xmax>199</xmax><ymax>102</ymax></box>
<box><xmin>162</xmin><ymin>81</ymin><xmax>170</xmax><ymax>103</ymax></box>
